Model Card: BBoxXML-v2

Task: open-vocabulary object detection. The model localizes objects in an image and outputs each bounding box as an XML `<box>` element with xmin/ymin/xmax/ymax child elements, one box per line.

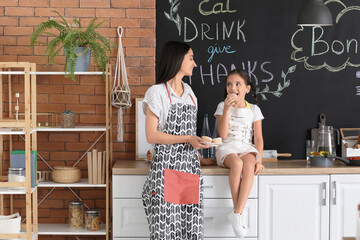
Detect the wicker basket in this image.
<box><xmin>52</xmin><ymin>166</ymin><xmax>81</xmax><ymax>183</ymax></box>
<box><xmin>61</xmin><ymin>112</ymin><xmax>75</xmax><ymax>128</ymax></box>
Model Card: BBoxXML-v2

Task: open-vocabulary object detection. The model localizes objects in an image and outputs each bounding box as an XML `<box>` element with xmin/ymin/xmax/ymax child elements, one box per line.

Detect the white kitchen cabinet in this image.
<box><xmin>259</xmin><ymin>175</ymin><xmax>330</xmax><ymax>240</ymax></box>
<box><xmin>112</xmin><ymin>198</ymin><xmax>257</xmax><ymax>238</ymax></box>
<box><xmin>112</xmin><ymin>199</ymin><xmax>149</xmax><ymax>237</ymax></box>
<box><xmin>113</xmin><ymin>175</ymin><xmax>258</xmax><ymax>239</ymax></box>
<box><xmin>330</xmin><ymin>174</ymin><xmax>360</xmax><ymax>240</ymax></box>
<box><xmin>204</xmin><ymin>199</ymin><xmax>257</xmax><ymax>238</ymax></box>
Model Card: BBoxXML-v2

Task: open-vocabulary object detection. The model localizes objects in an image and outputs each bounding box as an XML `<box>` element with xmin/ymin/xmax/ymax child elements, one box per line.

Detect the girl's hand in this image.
<box><xmin>188</xmin><ymin>135</ymin><xmax>210</xmax><ymax>150</ymax></box>
<box><xmin>254</xmin><ymin>161</ymin><xmax>265</xmax><ymax>175</ymax></box>
<box><xmin>224</xmin><ymin>93</ymin><xmax>237</xmax><ymax>109</ymax></box>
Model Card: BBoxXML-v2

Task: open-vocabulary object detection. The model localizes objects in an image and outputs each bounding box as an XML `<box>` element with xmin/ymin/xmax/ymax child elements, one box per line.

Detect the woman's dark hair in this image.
<box><xmin>224</xmin><ymin>69</ymin><xmax>259</xmax><ymax>105</ymax></box>
<box><xmin>156</xmin><ymin>41</ymin><xmax>191</xmax><ymax>84</ymax></box>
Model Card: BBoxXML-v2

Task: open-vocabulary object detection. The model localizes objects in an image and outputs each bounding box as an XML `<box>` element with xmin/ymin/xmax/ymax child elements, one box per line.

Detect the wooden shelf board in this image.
<box><xmin>38</xmin><ymin>223</ymin><xmax>106</xmax><ymax>235</ymax></box>
<box><xmin>0</xmin><ymin>187</ymin><xmax>37</xmax><ymax>194</ymax></box>
<box><xmin>38</xmin><ymin>179</ymin><xmax>105</xmax><ymax>187</ymax></box>
<box><xmin>0</xmin><ymin>233</ymin><xmax>37</xmax><ymax>240</ymax></box>
<box><xmin>36</xmin><ymin>126</ymin><xmax>106</xmax><ymax>132</ymax></box>
<box><xmin>0</xmin><ymin>128</ymin><xmax>37</xmax><ymax>135</ymax></box>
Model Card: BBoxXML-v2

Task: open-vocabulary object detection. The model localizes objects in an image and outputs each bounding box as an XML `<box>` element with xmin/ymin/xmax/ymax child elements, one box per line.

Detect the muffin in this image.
<box><xmin>201</xmin><ymin>136</ymin><xmax>212</xmax><ymax>143</ymax></box>
<box><xmin>212</xmin><ymin>137</ymin><xmax>222</xmax><ymax>144</ymax></box>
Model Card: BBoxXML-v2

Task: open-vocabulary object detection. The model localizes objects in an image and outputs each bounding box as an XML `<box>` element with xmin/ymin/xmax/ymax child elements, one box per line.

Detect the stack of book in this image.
<box><xmin>87</xmin><ymin>149</ymin><xmax>106</xmax><ymax>184</ymax></box>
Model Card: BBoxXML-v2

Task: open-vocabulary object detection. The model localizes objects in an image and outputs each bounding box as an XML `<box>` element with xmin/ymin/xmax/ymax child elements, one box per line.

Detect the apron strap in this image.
<box><xmin>164</xmin><ymin>82</ymin><xmax>196</xmax><ymax>107</ymax></box>
<box><xmin>164</xmin><ymin>83</ymin><xmax>172</xmax><ymax>103</ymax></box>
<box><xmin>189</xmin><ymin>94</ymin><xmax>196</xmax><ymax>107</ymax></box>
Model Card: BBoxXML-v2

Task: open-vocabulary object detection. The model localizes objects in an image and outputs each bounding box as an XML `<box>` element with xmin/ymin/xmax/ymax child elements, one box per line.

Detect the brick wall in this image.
<box><xmin>0</xmin><ymin>0</ymin><xmax>155</xmax><ymax>239</ymax></box>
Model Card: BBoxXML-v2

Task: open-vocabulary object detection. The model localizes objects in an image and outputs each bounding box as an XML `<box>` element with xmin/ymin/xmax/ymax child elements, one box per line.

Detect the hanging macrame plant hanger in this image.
<box><xmin>112</xmin><ymin>26</ymin><xmax>132</xmax><ymax>142</ymax></box>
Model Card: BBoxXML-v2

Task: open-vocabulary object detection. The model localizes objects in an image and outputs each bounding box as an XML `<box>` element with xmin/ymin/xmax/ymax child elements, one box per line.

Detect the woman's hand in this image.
<box><xmin>188</xmin><ymin>135</ymin><xmax>210</xmax><ymax>150</ymax></box>
<box><xmin>254</xmin><ymin>161</ymin><xmax>265</xmax><ymax>175</ymax></box>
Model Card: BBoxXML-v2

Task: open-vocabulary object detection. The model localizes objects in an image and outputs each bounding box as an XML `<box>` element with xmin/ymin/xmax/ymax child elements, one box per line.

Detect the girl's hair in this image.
<box><xmin>225</xmin><ymin>69</ymin><xmax>259</xmax><ymax>105</ymax></box>
<box><xmin>156</xmin><ymin>41</ymin><xmax>191</xmax><ymax>84</ymax></box>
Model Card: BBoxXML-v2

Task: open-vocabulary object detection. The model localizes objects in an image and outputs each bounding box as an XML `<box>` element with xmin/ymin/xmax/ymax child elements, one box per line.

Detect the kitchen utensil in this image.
<box><xmin>308</xmin><ymin>154</ymin><xmax>358</xmax><ymax>167</ymax></box>
<box><xmin>309</xmin><ymin>155</ymin><xmax>334</xmax><ymax>167</ymax></box>
<box><xmin>335</xmin><ymin>156</ymin><xmax>360</xmax><ymax>166</ymax></box>
<box><xmin>263</xmin><ymin>150</ymin><xmax>291</xmax><ymax>159</ymax></box>
<box><xmin>311</xmin><ymin>113</ymin><xmax>340</xmax><ymax>155</ymax></box>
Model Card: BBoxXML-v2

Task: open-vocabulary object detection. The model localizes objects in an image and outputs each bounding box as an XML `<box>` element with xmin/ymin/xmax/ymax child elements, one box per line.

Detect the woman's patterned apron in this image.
<box><xmin>142</xmin><ymin>83</ymin><xmax>204</xmax><ymax>240</ymax></box>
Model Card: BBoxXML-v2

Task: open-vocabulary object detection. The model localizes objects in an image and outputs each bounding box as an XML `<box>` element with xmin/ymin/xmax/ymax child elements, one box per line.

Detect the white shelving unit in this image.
<box><xmin>38</xmin><ymin>223</ymin><xmax>106</xmax><ymax>235</ymax></box>
<box><xmin>0</xmin><ymin>64</ymin><xmax>112</xmax><ymax>239</ymax></box>
<box><xmin>27</xmin><ymin>66</ymin><xmax>111</xmax><ymax>239</ymax></box>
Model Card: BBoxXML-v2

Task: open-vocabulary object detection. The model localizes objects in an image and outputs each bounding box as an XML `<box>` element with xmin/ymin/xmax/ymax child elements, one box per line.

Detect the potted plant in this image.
<box><xmin>30</xmin><ymin>10</ymin><xmax>116</xmax><ymax>81</ymax></box>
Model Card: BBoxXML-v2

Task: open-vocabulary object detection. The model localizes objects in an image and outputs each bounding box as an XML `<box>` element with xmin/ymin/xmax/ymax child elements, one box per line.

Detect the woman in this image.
<box><xmin>142</xmin><ymin>41</ymin><xmax>210</xmax><ymax>239</ymax></box>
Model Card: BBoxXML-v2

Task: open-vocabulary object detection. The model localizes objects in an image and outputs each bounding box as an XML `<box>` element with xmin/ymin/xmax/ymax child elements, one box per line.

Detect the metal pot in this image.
<box><xmin>309</xmin><ymin>155</ymin><xmax>360</xmax><ymax>167</ymax></box>
<box><xmin>309</xmin><ymin>155</ymin><xmax>334</xmax><ymax>167</ymax></box>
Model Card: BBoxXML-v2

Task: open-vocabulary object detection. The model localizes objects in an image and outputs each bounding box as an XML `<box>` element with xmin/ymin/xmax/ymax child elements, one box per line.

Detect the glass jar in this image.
<box><xmin>69</xmin><ymin>201</ymin><xmax>84</xmax><ymax>229</ymax></box>
<box><xmin>85</xmin><ymin>209</ymin><xmax>100</xmax><ymax>231</ymax></box>
<box><xmin>8</xmin><ymin>168</ymin><xmax>25</xmax><ymax>189</ymax></box>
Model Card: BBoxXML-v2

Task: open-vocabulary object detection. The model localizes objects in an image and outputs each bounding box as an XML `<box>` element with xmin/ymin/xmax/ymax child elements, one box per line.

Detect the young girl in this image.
<box><xmin>214</xmin><ymin>69</ymin><xmax>265</xmax><ymax>238</ymax></box>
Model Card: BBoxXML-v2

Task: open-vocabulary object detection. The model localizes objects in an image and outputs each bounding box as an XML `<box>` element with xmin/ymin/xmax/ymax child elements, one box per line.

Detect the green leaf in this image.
<box><xmin>288</xmin><ymin>65</ymin><xmax>296</xmax><ymax>73</ymax></box>
<box><xmin>263</xmin><ymin>84</ymin><xmax>269</xmax><ymax>92</ymax></box>
<box><xmin>164</xmin><ymin>11</ymin><xmax>171</xmax><ymax>20</ymax></box>
<box><xmin>173</xmin><ymin>3</ymin><xmax>180</xmax><ymax>14</ymax></box>
<box><xmin>261</xmin><ymin>94</ymin><xmax>267</xmax><ymax>101</ymax></box>
<box><xmin>273</xmin><ymin>92</ymin><xmax>282</xmax><ymax>98</ymax></box>
<box><xmin>281</xmin><ymin>70</ymin><xmax>285</xmax><ymax>79</ymax></box>
<box><xmin>284</xmin><ymin>80</ymin><xmax>290</xmax><ymax>88</ymax></box>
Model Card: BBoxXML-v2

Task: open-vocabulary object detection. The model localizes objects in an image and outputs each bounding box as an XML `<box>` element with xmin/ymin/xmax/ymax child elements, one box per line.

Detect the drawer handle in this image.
<box><xmin>204</xmin><ymin>217</ymin><xmax>214</xmax><ymax>221</ymax></box>
<box><xmin>203</xmin><ymin>185</ymin><xmax>213</xmax><ymax>189</ymax></box>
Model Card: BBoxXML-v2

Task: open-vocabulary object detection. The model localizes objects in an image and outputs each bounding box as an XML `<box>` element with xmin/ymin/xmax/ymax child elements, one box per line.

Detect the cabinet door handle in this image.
<box><xmin>323</xmin><ymin>182</ymin><xmax>327</xmax><ymax>206</ymax></box>
<box><xmin>204</xmin><ymin>217</ymin><xmax>214</xmax><ymax>221</ymax></box>
<box><xmin>332</xmin><ymin>181</ymin><xmax>337</xmax><ymax>205</ymax></box>
<box><xmin>203</xmin><ymin>185</ymin><xmax>213</xmax><ymax>189</ymax></box>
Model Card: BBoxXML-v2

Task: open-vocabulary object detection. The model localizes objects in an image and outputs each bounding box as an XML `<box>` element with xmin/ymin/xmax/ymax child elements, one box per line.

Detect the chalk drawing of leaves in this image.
<box><xmin>257</xmin><ymin>65</ymin><xmax>296</xmax><ymax>100</ymax></box>
<box><xmin>164</xmin><ymin>0</ymin><xmax>182</xmax><ymax>36</ymax></box>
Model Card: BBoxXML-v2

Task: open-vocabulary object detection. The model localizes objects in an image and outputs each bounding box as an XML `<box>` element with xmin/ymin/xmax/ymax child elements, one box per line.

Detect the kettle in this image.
<box><xmin>311</xmin><ymin>114</ymin><xmax>340</xmax><ymax>155</ymax></box>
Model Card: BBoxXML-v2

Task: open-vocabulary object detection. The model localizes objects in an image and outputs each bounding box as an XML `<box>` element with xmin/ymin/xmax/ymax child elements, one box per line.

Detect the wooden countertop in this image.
<box><xmin>112</xmin><ymin>160</ymin><xmax>360</xmax><ymax>175</ymax></box>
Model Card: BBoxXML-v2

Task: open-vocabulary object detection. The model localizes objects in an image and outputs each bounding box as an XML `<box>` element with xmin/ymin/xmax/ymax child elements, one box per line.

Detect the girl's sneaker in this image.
<box><xmin>227</xmin><ymin>211</ymin><xmax>247</xmax><ymax>237</ymax></box>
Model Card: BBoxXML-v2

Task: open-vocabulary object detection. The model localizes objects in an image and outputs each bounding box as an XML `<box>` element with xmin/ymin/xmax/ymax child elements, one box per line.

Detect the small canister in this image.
<box><xmin>69</xmin><ymin>201</ymin><xmax>84</xmax><ymax>229</ymax></box>
<box><xmin>85</xmin><ymin>209</ymin><xmax>100</xmax><ymax>231</ymax></box>
<box><xmin>8</xmin><ymin>168</ymin><xmax>25</xmax><ymax>189</ymax></box>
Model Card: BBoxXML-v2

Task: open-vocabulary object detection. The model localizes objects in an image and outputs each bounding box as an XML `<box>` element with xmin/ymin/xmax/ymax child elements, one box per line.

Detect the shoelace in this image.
<box><xmin>237</xmin><ymin>214</ymin><xmax>246</xmax><ymax>229</ymax></box>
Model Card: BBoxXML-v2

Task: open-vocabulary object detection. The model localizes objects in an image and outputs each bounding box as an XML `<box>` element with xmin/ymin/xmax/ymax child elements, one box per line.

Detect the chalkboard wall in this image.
<box><xmin>156</xmin><ymin>0</ymin><xmax>360</xmax><ymax>159</ymax></box>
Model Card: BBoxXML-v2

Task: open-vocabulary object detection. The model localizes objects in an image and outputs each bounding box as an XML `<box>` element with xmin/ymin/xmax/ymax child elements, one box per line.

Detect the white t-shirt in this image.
<box><xmin>143</xmin><ymin>82</ymin><xmax>198</xmax><ymax>131</ymax></box>
<box><xmin>214</xmin><ymin>101</ymin><xmax>264</xmax><ymax>122</ymax></box>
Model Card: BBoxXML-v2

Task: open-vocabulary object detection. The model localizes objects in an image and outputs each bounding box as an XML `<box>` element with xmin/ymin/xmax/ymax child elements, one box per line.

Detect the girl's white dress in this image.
<box><xmin>214</xmin><ymin>101</ymin><xmax>264</xmax><ymax>167</ymax></box>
